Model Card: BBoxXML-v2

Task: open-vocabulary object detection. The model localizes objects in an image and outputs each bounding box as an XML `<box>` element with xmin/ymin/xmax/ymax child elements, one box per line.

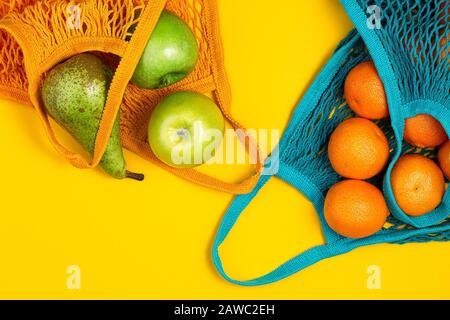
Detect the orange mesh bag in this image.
<box><xmin>0</xmin><ymin>0</ymin><xmax>32</xmax><ymax>104</ymax></box>
<box><xmin>0</xmin><ymin>0</ymin><xmax>263</xmax><ymax>194</ymax></box>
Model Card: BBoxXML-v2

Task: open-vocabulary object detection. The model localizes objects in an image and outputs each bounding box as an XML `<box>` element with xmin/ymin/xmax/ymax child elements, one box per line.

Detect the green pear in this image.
<box><xmin>41</xmin><ymin>53</ymin><xmax>143</xmax><ymax>180</ymax></box>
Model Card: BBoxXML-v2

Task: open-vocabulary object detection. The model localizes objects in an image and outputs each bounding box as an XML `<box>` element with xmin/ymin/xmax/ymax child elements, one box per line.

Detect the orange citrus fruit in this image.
<box><xmin>328</xmin><ymin>118</ymin><xmax>390</xmax><ymax>180</ymax></box>
<box><xmin>324</xmin><ymin>180</ymin><xmax>389</xmax><ymax>239</ymax></box>
<box><xmin>438</xmin><ymin>140</ymin><xmax>450</xmax><ymax>180</ymax></box>
<box><xmin>405</xmin><ymin>35</ymin><xmax>425</xmax><ymax>64</ymax></box>
<box><xmin>404</xmin><ymin>114</ymin><xmax>448</xmax><ymax>148</ymax></box>
<box><xmin>439</xmin><ymin>2</ymin><xmax>449</xmax><ymax>24</ymax></box>
<box><xmin>391</xmin><ymin>154</ymin><xmax>445</xmax><ymax>216</ymax></box>
<box><xmin>344</xmin><ymin>61</ymin><xmax>389</xmax><ymax>120</ymax></box>
<box><xmin>440</xmin><ymin>36</ymin><xmax>448</xmax><ymax>59</ymax></box>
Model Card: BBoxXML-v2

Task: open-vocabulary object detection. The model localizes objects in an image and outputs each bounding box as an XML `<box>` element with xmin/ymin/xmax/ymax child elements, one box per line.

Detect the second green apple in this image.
<box><xmin>131</xmin><ymin>10</ymin><xmax>199</xmax><ymax>89</ymax></box>
<box><xmin>148</xmin><ymin>92</ymin><xmax>225</xmax><ymax>168</ymax></box>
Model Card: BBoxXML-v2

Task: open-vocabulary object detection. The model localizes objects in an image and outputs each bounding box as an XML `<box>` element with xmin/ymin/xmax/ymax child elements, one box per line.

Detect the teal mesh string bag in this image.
<box><xmin>342</xmin><ymin>0</ymin><xmax>449</xmax><ymax>229</ymax></box>
<box><xmin>212</xmin><ymin>1</ymin><xmax>450</xmax><ymax>286</ymax></box>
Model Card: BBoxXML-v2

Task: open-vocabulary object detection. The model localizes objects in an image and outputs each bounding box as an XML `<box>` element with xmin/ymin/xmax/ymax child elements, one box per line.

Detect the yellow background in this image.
<box><xmin>0</xmin><ymin>0</ymin><xmax>449</xmax><ymax>299</ymax></box>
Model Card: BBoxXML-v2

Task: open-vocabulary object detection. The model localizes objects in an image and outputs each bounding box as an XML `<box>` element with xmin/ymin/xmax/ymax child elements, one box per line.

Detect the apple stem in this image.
<box><xmin>125</xmin><ymin>171</ymin><xmax>145</xmax><ymax>181</ymax></box>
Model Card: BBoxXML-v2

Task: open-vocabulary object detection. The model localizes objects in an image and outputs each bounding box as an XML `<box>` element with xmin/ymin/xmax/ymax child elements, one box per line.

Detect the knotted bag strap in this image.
<box><xmin>211</xmin><ymin>173</ymin><xmax>335</xmax><ymax>286</ymax></box>
<box><xmin>26</xmin><ymin>0</ymin><xmax>168</xmax><ymax>169</ymax></box>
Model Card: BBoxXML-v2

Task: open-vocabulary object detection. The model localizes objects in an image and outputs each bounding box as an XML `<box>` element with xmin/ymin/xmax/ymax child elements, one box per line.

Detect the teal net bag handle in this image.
<box><xmin>342</xmin><ymin>0</ymin><xmax>449</xmax><ymax>228</ymax></box>
<box><xmin>212</xmin><ymin>21</ymin><xmax>450</xmax><ymax>285</ymax></box>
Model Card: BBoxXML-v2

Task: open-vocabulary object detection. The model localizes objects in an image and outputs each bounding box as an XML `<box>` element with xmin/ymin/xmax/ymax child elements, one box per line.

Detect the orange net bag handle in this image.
<box><xmin>24</xmin><ymin>0</ymin><xmax>167</xmax><ymax>169</ymax></box>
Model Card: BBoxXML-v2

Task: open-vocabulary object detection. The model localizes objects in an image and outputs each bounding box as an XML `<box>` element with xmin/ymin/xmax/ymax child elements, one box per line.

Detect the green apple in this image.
<box><xmin>148</xmin><ymin>92</ymin><xmax>225</xmax><ymax>168</ymax></box>
<box><xmin>131</xmin><ymin>10</ymin><xmax>199</xmax><ymax>89</ymax></box>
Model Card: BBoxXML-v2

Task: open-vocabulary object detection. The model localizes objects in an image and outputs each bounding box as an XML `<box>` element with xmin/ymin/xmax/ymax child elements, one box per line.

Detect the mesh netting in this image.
<box><xmin>356</xmin><ymin>0</ymin><xmax>449</xmax><ymax>107</ymax></box>
<box><xmin>281</xmin><ymin>31</ymin><xmax>369</xmax><ymax>195</ymax></box>
<box><xmin>0</xmin><ymin>0</ymin><xmax>31</xmax><ymax>101</ymax></box>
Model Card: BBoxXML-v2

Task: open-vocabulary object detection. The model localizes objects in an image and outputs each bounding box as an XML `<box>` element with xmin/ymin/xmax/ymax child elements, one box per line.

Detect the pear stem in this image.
<box><xmin>125</xmin><ymin>171</ymin><xmax>145</xmax><ymax>181</ymax></box>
